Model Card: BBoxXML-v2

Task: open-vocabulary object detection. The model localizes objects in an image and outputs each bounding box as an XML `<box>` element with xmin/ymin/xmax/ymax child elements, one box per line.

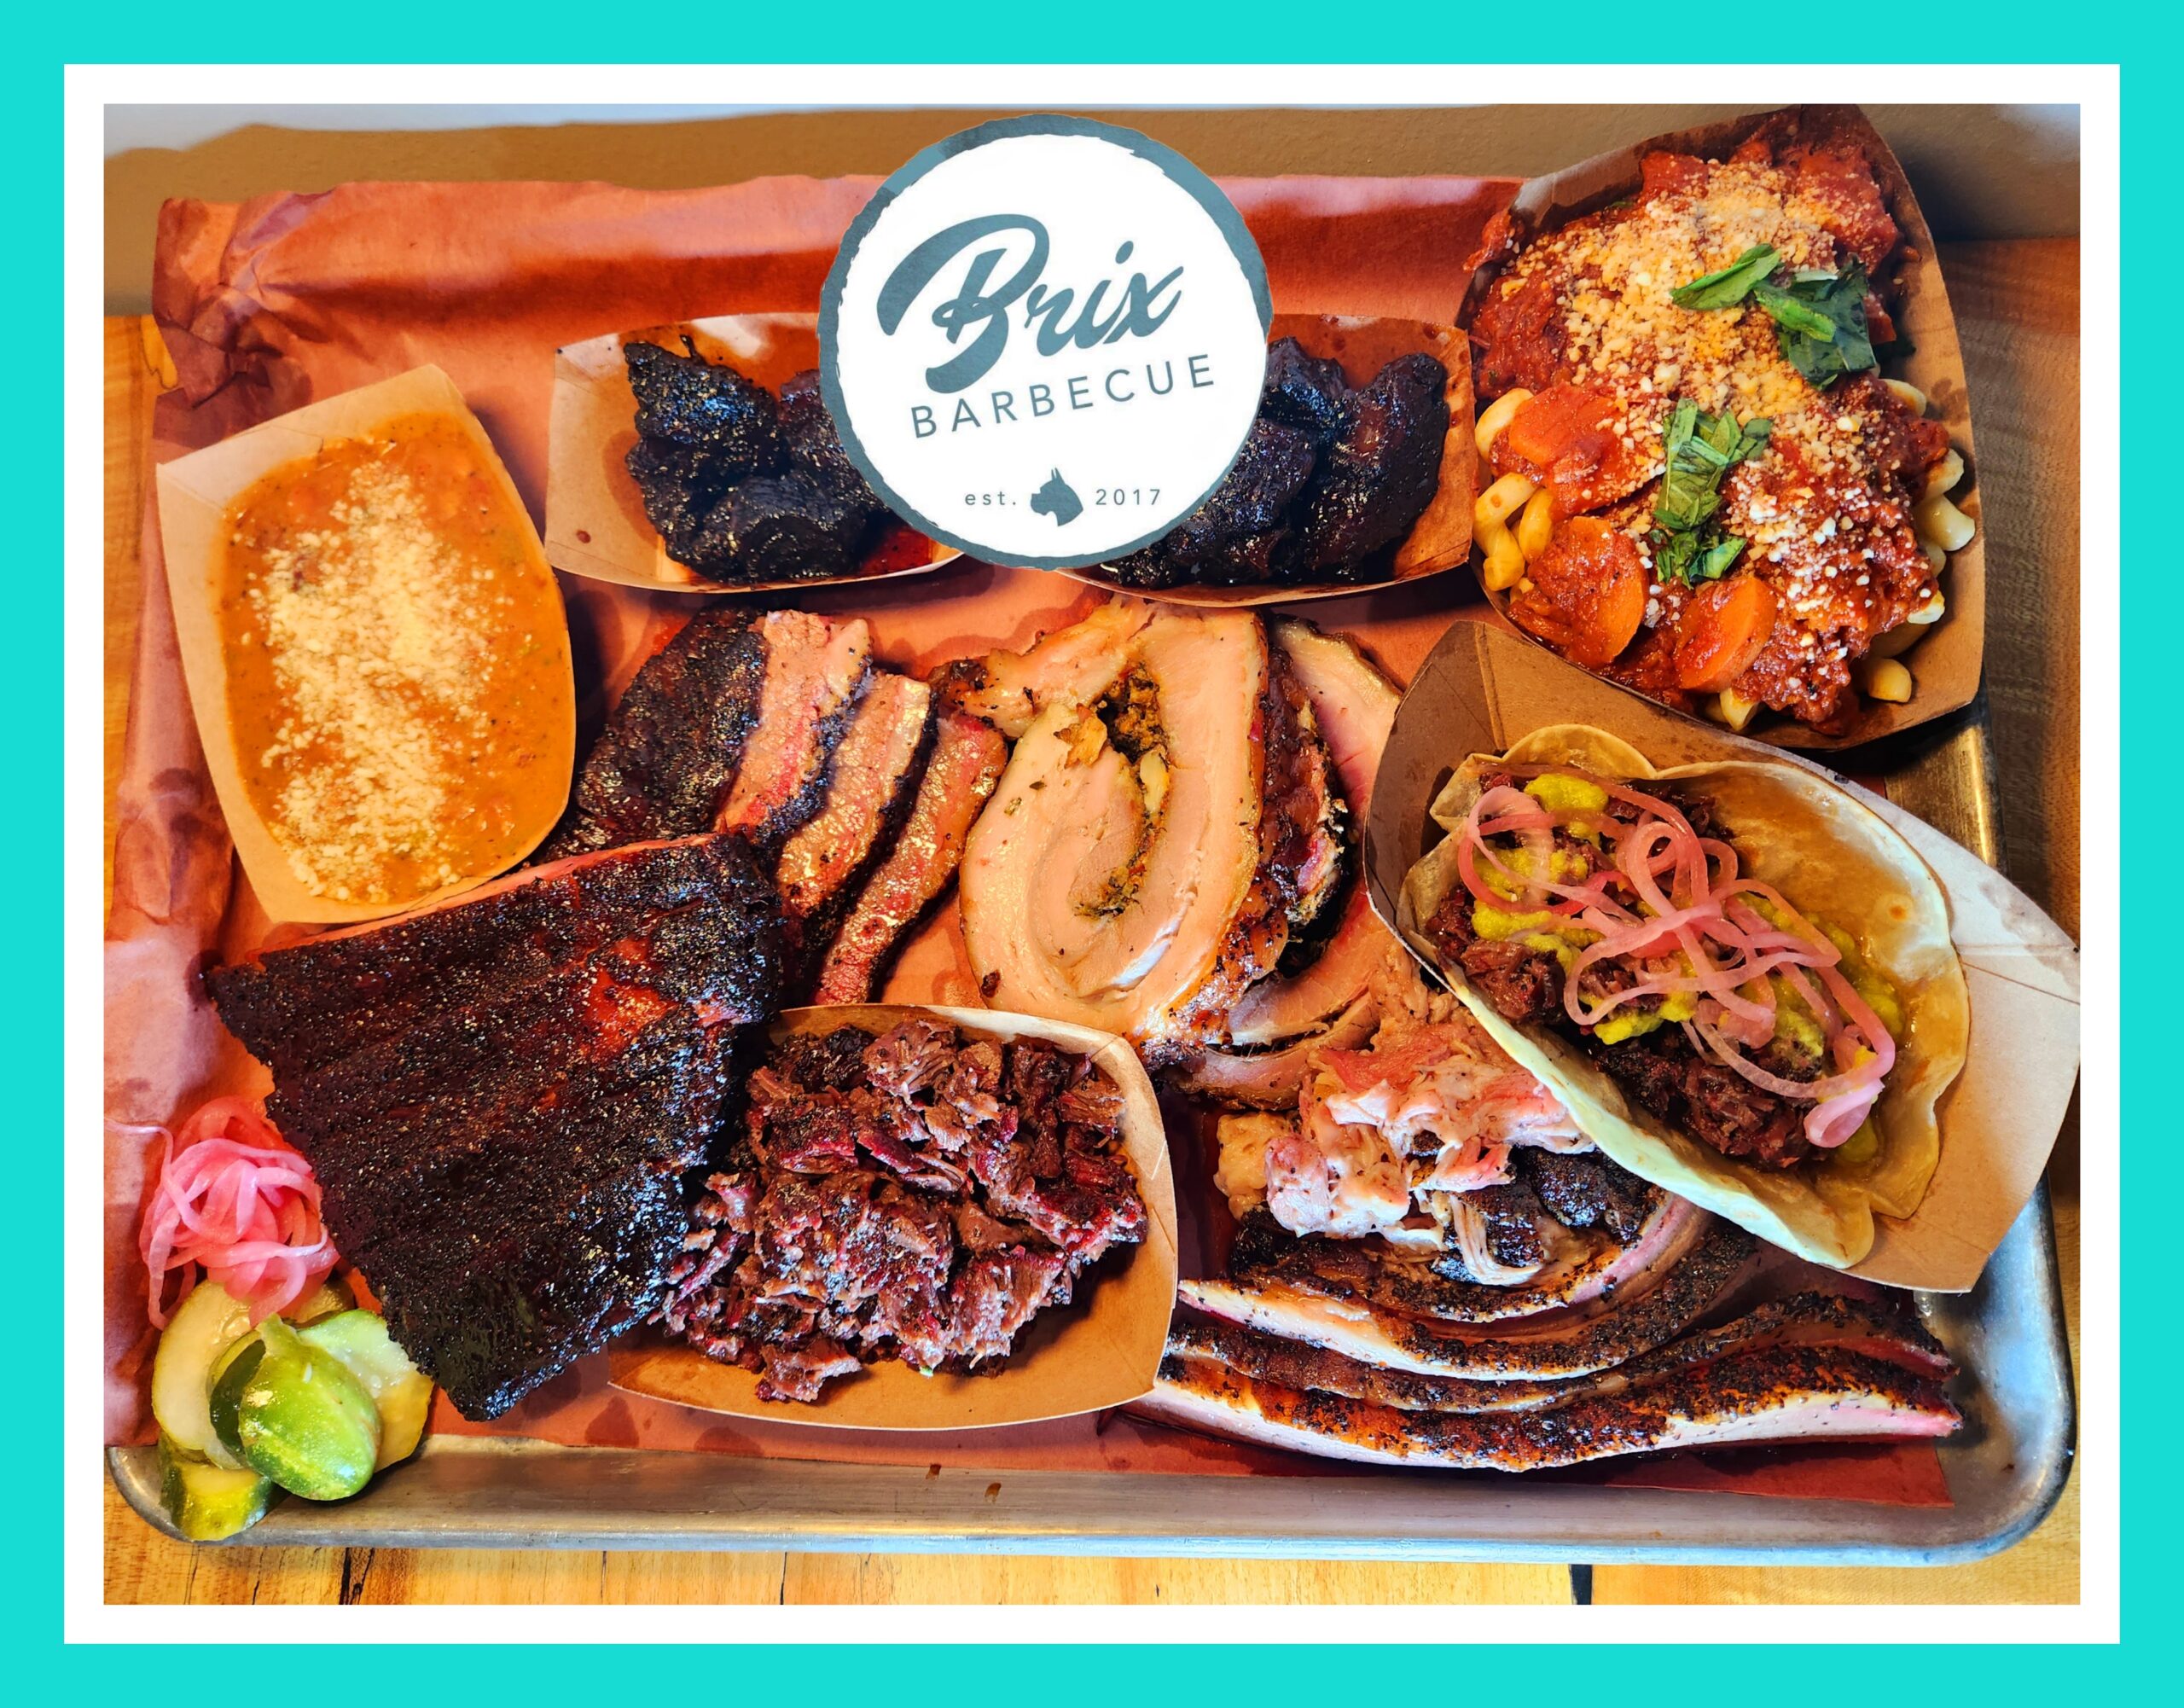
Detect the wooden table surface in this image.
<box><xmin>102</xmin><ymin>239</ymin><xmax>2082</xmax><ymax>1605</ymax></box>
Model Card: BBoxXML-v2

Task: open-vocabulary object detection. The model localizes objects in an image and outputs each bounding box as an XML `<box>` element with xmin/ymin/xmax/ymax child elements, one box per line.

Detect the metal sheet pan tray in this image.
<box><xmin>111</xmin><ymin>719</ymin><xmax>2076</xmax><ymax>1565</ymax></box>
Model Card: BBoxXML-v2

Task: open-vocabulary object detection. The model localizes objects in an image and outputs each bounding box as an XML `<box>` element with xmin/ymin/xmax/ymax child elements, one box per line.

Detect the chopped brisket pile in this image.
<box><xmin>624</xmin><ymin>340</ymin><xmax>897</xmax><ymax>584</ymax></box>
<box><xmin>1107</xmin><ymin>339</ymin><xmax>1449</xmax><ymax>590</ymax></box>
<box><xmin>1425</xmin><ymin>772</ymin><xmax>1819</xmax><ymax>1169</ymax></box>
<box><xmin>543</xmin><ymin>607</ymin><xmax>1003</xmax><ymax>1001</ymax></box>
<box><xmin>656</xmin><ymin>1018</ymin><xmax>1148</xmax><ymax>1402</ymax></box>
<box><xmin>206</xmin><ymin>837</ymin><xmax>786</xmax><ymax>1420</ymax></box>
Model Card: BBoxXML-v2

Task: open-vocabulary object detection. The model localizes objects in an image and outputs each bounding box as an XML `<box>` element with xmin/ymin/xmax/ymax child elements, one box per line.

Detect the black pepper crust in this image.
<box><xmin>1203</xmin><ymin>1217</ymin><xmax>1755</xmax><ymax>1381</ymax></box>
<box><xmin>1165</xmin><ymin>1287</ymin><xmax>1951</xmax><ymax>1416</ymax></box>
<box><xmin>538</xmin><ymin>607</ymin><xmax>770</xmax><ymax>862</ymax></box>
<box><xmin>1148</xmin><ymin>1339</ymin><xmax>1959</xmax><ymax>1471</ymax></box>
<box><xmin>203</xmin><ymin>836</ymin><xmax>787</xmax><ymax>1420</ymax></box>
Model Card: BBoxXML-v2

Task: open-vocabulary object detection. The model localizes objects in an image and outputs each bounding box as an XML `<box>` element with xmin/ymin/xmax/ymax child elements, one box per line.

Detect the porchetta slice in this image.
<box><xmin>959</xmin><ymin>608</ymin><xmax>1269</xmax><ymax>1044</ymax></box>
<box><xmin>1227</xmin><ymin>620</ymin><xmax>1398</xmax><ymax>1043</ymax></box>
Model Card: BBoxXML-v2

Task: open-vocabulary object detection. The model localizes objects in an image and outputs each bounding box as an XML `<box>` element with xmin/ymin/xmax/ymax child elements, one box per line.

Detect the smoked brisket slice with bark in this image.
<box><xmin>206</xmin><ymin>837</ymin><xmax>786</xmax><ymax>1420</ymax></box>
<box><xmin>542</xmin><ymin>608</ymin><xmax>873</xmax><ymax>862</ymax></box>
<box><xmin>775</xmin><ymin>672</ymin><xmax>935</xmax><ymax>986</ymax></box>
<box><xmin>813</xmin><ymin>708</ymin><xmax>1008</xmax><ymax>1003</ymax></box>
<box><xmin>540</xmin><ymin>608</ymin><xmax>769</xmax><ymax>861</ymax></box>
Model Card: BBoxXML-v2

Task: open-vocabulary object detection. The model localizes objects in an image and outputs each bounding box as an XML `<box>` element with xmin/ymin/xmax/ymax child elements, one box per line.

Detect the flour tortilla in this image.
<box><xmin>1398</xmin><ymin>724</ymin><xmax>1969</xmax><ymax>1269</ymax></box>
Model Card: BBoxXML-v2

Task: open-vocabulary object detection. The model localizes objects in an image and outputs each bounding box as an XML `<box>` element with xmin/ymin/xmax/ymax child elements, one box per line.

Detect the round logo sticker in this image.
<box><xmin>821</xmin><ymin>115</ymin><xmax>1272</xmax><ymax>571</ymax></box>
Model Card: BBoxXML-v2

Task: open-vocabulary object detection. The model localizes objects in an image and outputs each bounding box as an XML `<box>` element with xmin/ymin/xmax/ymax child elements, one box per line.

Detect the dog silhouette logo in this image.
<box><xmin>1030</xmin><ymin>468</ymin><xmax>1083</xmax><ymax>526</ymax></box>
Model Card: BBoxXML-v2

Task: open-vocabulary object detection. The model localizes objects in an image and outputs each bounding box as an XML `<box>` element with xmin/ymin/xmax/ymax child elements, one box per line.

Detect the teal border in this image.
<box><xmin>30</xmin><ymin>9</ymin><xmax>2152</xmax><ymax>1674</ymax></box>
<box><xmin>818</xmin><ymin>112</ymin><xmax>1273</xmax><ymax>572</ymax></box>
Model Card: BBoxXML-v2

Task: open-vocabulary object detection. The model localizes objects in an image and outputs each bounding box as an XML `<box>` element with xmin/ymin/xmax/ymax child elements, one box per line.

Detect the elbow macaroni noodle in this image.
<box><xmin>1472</xmin><ymin>380</ymin><xmax>1975</xmax><ymax>726</ymax></box>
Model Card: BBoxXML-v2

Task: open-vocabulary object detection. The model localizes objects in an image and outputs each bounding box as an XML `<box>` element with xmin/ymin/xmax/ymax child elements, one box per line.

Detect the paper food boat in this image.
<box><xmin>152</xmin><ymin>364</ymin><xmax>576</xmax><ymax>926</ymax></box>
<box><xmin>1459</xmin><ymin>105</ymin><xmax>1985</xmax><ymax>752</ymax></box>
<box><xmin>1363</xmin><ymin>616</ymin><xmax>2077</xmax><ymax>1293</ymax></box>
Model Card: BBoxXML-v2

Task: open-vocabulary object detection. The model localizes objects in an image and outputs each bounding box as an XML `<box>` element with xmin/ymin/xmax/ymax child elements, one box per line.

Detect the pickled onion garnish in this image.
<box><xmin>1456</xmin><ymin>764</ymin><xmax>1897</xmax><ymax>1149</ymax></box>
<box><xmin>135</xmin><ymin>1096</ymin><xmax>336</xmax><ymax>1328</ymax></box>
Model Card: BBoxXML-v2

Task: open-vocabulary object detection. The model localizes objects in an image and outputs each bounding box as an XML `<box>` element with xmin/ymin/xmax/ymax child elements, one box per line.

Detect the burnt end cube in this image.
<box><xmin>689</xmin><ymin>471</ymin><xmax>874</xmax><ymax>584</ymax></box>
<box><xmin>625</xmin><ymin>437</ymin><xmax>723</xmax><ymax>564</ymax></box>
<box><xmin>1260</xmin><ymin>336</ymin><xmax>1352</xmax><ymax>441</ymax></box>
<box><xmin>623</xmin><ymin>340</ymin><xmax>783</xmax><ymax>477</ymax></box>
<box><xmin>778</xmin><ymin>369</ymin><xmax>882</xmax><ymax>508</ymax></box>
<box><xmin>1112</xmin><ymin>418</ymin><xmax>1318</xmax><ymax>588</ymax></box>
<box><xmin>1298</xmin><ymin>351</ymin><xmax>1449</xmax><ymax>572</ymax></box>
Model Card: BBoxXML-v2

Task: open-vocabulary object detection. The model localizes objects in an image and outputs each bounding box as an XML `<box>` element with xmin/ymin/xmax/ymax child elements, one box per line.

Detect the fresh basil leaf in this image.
<box><xmin>1771</xmin><ymin>262</ymin><xmax>1878</xmax><ymax>388</ymax></box>
<box><xmin>1650</xmin><ymin>405</ymin><xmax>1769</xmax><ymax>585</ymax></box>
<box><xmin>1694</xmin><ymin>537</ymin><xmax>1747</xmax><ymax>581</ymax></box>
<box><xmin>1751</xmin><ymin>282</ymin><xmax>1836</xmax><ymax>340</ymax></box>
<box><xmin>1671</xmin><ymin>244</ymin><xmax>1780</xmax><ymax>310</ymax></box>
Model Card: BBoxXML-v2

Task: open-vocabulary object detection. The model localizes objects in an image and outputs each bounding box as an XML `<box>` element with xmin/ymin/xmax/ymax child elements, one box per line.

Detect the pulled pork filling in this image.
<box><xmin>1213</xmin><ymin>947</ymin><xmax>1654</xmax><ymax>1288</ymax></box>
<box><xmin>654</xmin><ymin>1018</ymin><xmax>1147</xmax><ymax>1402</ymax></box>
<box><xmin>1426</xmin><ymin>768</ymin><xmax>1901</xmax><ymax>1170</ymax></box>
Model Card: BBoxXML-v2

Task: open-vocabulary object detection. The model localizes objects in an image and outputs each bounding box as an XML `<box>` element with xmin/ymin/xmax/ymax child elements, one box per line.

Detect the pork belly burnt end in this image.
<box><xmin>1101</xmin><ymin>338</ymin><xmax>1450</xmax><ymax>590</ymax></box>
<box><xmin>624</xmin><ymin>343</ymin><xmax>886</xmax><ymax>584</ymax></box>
<box><xmin>205</xmin><ymin>836</ymin><xmax>787</xmax><ymax>1420</ymax></box>
<box><xmin>656</xmin><ymin>1018</ymin><xmax>1147</xmax><ymax>1401</ymax></box>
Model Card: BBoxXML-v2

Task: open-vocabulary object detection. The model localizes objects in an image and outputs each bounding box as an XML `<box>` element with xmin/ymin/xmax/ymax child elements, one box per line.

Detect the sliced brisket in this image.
<box><xmin>812</xmin><ymin>708</ymin><xmax>1007</xmax><ymax>1003</ymax></box>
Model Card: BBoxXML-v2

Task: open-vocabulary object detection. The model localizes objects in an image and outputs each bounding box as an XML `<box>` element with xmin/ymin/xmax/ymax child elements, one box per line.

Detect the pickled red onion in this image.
<box><xmin>133</xmin><ymin>1096</ymin><xmax>337</xmax><ymax>1328</ymax></box>
<box><xmin>1457</xmin><ymin>765</ymin><xmax>1897</xmax><ymax>1150</ymax></box>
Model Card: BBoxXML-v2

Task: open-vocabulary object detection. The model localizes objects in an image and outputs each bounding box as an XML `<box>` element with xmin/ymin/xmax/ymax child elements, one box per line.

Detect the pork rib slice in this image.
<box><xmin>812</xmin><ymin>707</ymin><xmax>1008</xmax><ymax>1003</ymax></box>
<box><xmin>1137</xmin><ymin>1341</ymin><xmax>1960</xmax><ymax>1471</ymax></box>
<box><xmin>1179</xmin><ymin>1218</ymin><xmax>1753</xmax><ymax>1380</ymax></box>
<box><xmin>1167</xmin><ymin>1288</ymin><xmax>1954</xmax><ymax>1415</ymax></box>
<box><xmin>206</xmin><ymin>836</ymin><xmax>786</xmax><ymax>1420</ymax></box>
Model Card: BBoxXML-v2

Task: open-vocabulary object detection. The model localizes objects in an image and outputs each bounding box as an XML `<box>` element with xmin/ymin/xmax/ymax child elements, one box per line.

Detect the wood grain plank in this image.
<box><xmin>782</xmin><ymin>1553</ymin><xmax>1573</xmax><ymax>1604</ymax></box>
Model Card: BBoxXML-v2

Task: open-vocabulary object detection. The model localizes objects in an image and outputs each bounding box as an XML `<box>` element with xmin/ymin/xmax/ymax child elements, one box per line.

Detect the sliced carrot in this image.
<box><xmin>1509</xmin><ymin>518</ymin><xmax>1647</xmax><ymax>669</ymax></box>
<box><xmin>1671</xmin><ymin>574</ymin><xmax>1780</xmax><ymax>692</ymax></box>
<box><xmin>1495</xmin><ymin>386</ymin><xmax>1648</xmax><ymax>514</ymax></box>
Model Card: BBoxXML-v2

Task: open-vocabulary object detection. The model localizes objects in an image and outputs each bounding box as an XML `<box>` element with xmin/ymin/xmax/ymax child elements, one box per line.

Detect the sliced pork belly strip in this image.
<box><xmin>813</xmin><ymin>708</ymin><xmax>1008</xmax><ymax>1003</ymax></box>
<box><xmin>1173</xmin><ymin>994</ymin><xmax>1380</xmax><ymax>1109</ymax></box>
<box><xmin>715</xmin><ymin>611</ymin><xmax>874</xmax><ymax>847</ymax></box>
<box><xmin>1139</xmin><ymin>1342</ymin><xmax>1960</xmax><ymax>1470</ymax></box>
<box><xmin>1180</xmin><ymin>1219</ymin><xmax>1752</xmax><ymax>1380</ymax></box>
<box><xmin>541</xmin><ymin>610</ymin><xmax>767</xmax><ymax>860</ymax></box>
<box><xmin>1228</xmin><ymin>1189</ymin><xmax>1702</xmax><ymax>1324</ymax></box>
<box><xmin>1168</xmin><ymin>1290</ymin><xmax>1952</xmax><ymax>1415</ymax></box>
<box><xmin>775</xmin><ymin>672</ymin><xmax>934</xmax><ymax>927</ymax></box>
